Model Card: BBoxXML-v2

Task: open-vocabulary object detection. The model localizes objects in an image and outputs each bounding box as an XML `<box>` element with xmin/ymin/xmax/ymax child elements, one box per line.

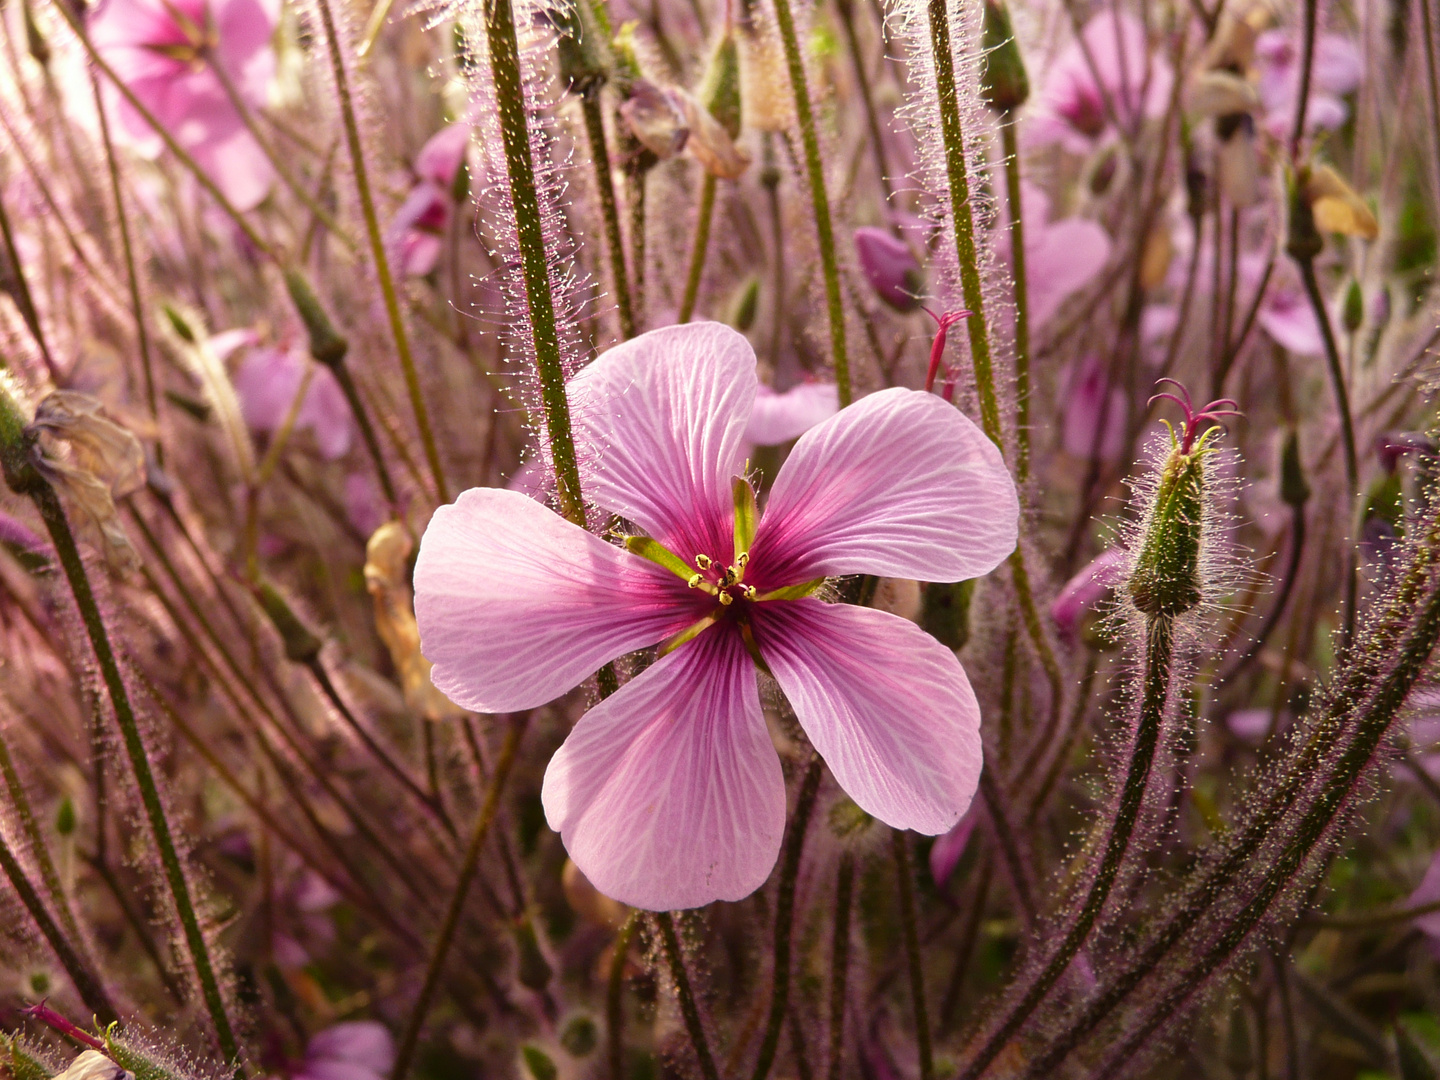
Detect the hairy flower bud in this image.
<box><xmin>1280</xmin><ymin>429</ymin><xmax>1310</xmax><ymax>507</ymax></box>
<box><xmin>1128</xmin><ymin>443</ymin><xmax>1208</xmax><ymax>619</ymax></box>
<box><xmin>1342</xmin><ymin>279</ymin><xmax>1364</xmax><ymax>334</ymax></box>
<box><xmin>284</xmin><ymin>269</ymin><xmax>350</xmax><ymax>368</ymax></box>
<box><xmin>980</xmin><ymin>1</ymin><xmax>1029</xmax><ymax>113</ymax></box>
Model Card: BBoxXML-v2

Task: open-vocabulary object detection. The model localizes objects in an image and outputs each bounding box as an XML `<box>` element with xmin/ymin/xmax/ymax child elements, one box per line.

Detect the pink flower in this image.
<box><xmin>1050</xmin><ymin>547</ymin><xmax>1125</xmax><ymax>638</ymax></box>
<box><xmin>745</xmin><ymin>382</ymin><xmax>841</xmax><ymax>446</ymax></box>
<box><xmin>1254</xmin><ymin>30</ymin><xmax>1362</xmax><ymax>139</ymax></box>
<box><xmin>389</xmin><ymin>123</ymin><xmax>471</xmax><ymax>277</ymax></box>
<box><xmin>1061</xmin><ymin>357</ymin><xmax>1127</xmax><ymax>461</ymax></box>
<box><xmin>230</xmin><ymin>341</ymin><xmax>352</xmax><ymax>460</ymax></box>
<box><xmin>90</xmin><ymin>0</ymin><xmax>278</xmax><ymax>211</ymax></box>
<box><xmin>1027</xmin><ymin>11</ymin><xmax>1174</xmax><ymax>153</ymax></box>
<box><xmin>414</xmin><ymin>323</ymin><xmax>1018</xmax><ymax>910</ymax></box>
<box><xmin>854</xmin><ymin>227</ymin><xmax>924</xmax><ymax>312</ymax></box>
<box><xmin>997</xmin><ymin>184</ymin><xmax>1112</xmax><ymax>328</ymax></box>
<box><xmin>295</xmin><ymin>1022</ymin><xmax>394</xmax><ymax>1080</ymax></box>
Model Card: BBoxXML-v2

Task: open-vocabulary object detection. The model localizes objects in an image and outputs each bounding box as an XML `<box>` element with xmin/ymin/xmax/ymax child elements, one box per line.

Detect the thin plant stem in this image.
<box><xmin>609</xmin><ymin>913</ymin><xmax>638</xmax><ymax>1080</ymax></box>
<box><xmin>0</xmin><ymin>728</ymin><xmax>81</xmax><ymax>945</ymax></box>
<box><xmin>656</xmin><ymin>911</ymin><xmax>723</xmax><ymax>1080</ymax></box>
<box><xmin>0</xmin><ymin>827</ymin><xmax>118</xmax><ymax>1025</ymax></box>
<box><xmin>481</xmin><ymin>0</ymin><xmax>587</xmax><ymax>524</ymax></box>
<box><xmin>834</xmin><ymin>0</ymin><xmax>894</xmax><ymax>203</ymax></box>
<box><xmin>1289</xmin><ymin>0</ymin><xmax>1318</xmax><ymax>157</ymax></box>
<box><xmin>893</xmin><ymin>829</ymin><xmax>933</xmax><ymax>1080</ymax></box>
<box><xmin>27</xmin><ymin>482</ymin><xmax>243</xmax><ymax>1067</ymax></box>
<box><xmin>978</xmin><ymin>767</ymin><xmax>1033</xmax><ymax>922</ymax></box>
<box><xmin>0</xmin><ymin>189</ymin><xmax>57</xmax><ymax>379</ymax></box>
<box><xmin>763</xmin><ymin>139</ymin><xmax>786</xmax><ymax>365</ymax></box>
<box><xmin>580</xmin><ymin>91</ymin><xmax>636</xmax><ymax>338</ymax></box>
<box><xmin>771</xmin><ymin>0</ymin><xmax>850</xmax><ymax>404</ymax></box>
<box><xmin>679</xmin><ymin>175</ymin><xmax>718</xmax><ymax>325</ymax></box>
<box><xmin>938</xmin><ymin>855</ymin><xmax>993</xmax><ymax>1033</ymax></box>
<box><xmin>1422</xmin><ymin>0</ymin><xmax>1440</xmax><ymax>208</ymax></box>
<box><xmin>961</xmin><ymin>616</ymin><xmax>1175</xmax><ymax>1080</ymax></box>
<box><xmin>1000</xmin><ymin>118</ymin><xmax>1031</xmax><ymax>481</ymax></box>
<box><xmin>751</xmin><ymin>757</ymin><xmax>824</xmax><ymax>1080</ymax></box>
<box><xmin>827</xmin><ymin>850</ymin><xmax>854</xmax><ymax>1080</ymax></box>
<box><xmin>926</xmin><ymin>0</ymin><xmax>999</xmax><ymax>440</ymax></box>
<box><xmin>628</xmin><ymin>168</ymin><xmax>649</xmax><ymax>328</ymax></box>
<box><xmin>391</xmin><ymin>715</ymin><xmax>527</xmax><ymax>1080</ymax></box>
<box><xmin>328</xmin><ymin>361</ymin><xmax>399</xmax><ymax>506</ymax></box>
<box><xmin>1296</xmin><ymin>256</ymin><xmax>1358</xmax><ymax>650</ymax></box>
<box><xmin>313</xmin><ymin>0</ymin><xmax>450</xmax><ymax>504</ymax></box>
<box><xmin>91</xmin><ymin>74</ymin><xmax>159</xmax><ymax>459</ymax></box>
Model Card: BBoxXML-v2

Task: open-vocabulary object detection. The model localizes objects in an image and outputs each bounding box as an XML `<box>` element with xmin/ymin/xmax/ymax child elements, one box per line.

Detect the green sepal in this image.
<box><xmin>624</xmin><ymin>535</ymin><xmax>694</xmax><ymax>581</ymax></box>
<box><xmin>754</xmin><ymin>578</ymin><xmax>826</xmax><ymax>602</ymax></box>
<box><xmin>733</xmin><ymin>476</ymin><xmax>758</xmax><ymax>560</ymax></box>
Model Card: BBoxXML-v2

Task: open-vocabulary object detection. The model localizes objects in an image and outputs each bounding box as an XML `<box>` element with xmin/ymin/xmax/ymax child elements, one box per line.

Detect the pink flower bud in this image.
<box><xmin>854</xmin><ymin>227</ymin><xmax>924</xmax><ymax>312</ymax></box>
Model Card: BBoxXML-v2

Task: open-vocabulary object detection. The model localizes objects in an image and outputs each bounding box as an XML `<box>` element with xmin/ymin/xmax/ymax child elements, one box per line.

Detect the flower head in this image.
<box><xmin>90</xmin><ymin>0</ymin><xmax>279</xmax><ymax>210</ymax></box>
<box><xmin>415</xmin><ymin>323</ymin><xmax>1018</xmax><ymax>909</ymax></box>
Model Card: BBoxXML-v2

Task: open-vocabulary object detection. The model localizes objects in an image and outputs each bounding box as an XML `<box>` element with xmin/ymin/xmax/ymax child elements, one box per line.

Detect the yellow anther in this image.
<box><xmin>695</xmin><ymin>554</ymin><xmax>713</xmax><ymax>569</ymax></box>
<box><xmin>744</xmin><ymin>586</ymin><xmax>757</xmax><ymax>600</ymax></box>
<box><xmin>688</xmin><ymin>574</ymin><xmax>703</xmax><ymax>588</ymax></box>
<box><xmin>718</xmin><ymin>591</ymin><xmax>734</xmax><ymax>606</ymax></box>
<box><xmin>736</xmin><ymin>551</ymin><xmax>750</xmax><ymax>568</ymax></box>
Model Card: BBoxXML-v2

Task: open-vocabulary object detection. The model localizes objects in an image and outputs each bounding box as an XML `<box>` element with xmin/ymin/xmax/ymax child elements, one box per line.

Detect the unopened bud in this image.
<box><xmin>739</xmin><ymin>17</ymin><xmax>793</xmax><ymax>132</ymax></box>
<box><xmin>554</xmin><ymin>0</ymin><xmax>611</xmax><ymax>94</ymax></box>
<box><xmin>728</xmin><ymin>275</ymin><xmax>761</xmax><ymax>331</ymax></box>
<box><xmin>284</xmin><ymin>269</ymin><xmax>349</xmax><ymax>368</ymax></box>
<box><xmin>700</xmin><ymin>33</ymin><xmax>742</xmax><ymax>138</ymax></box>
<box><xmin>1342</xmin><ymin>279</ymin><xmax>1364</xmax><ymax>334</ymax></box>
<box><xmin>618</xmin><ymin>80</ymin><xmax>688</xmax><ymax>160</ymax></box>
<box><xmin>255</xmin><ymin>580</ymin><xmax>323</xmax><ymax>663</ymax></box>
<box><xmin>55</xmin><ymin>795</ymin><xmax>76</xmax><ymax>836</ymax></box>
<box><xmin>1284</xmin><ymin>167</ymin><xmax>1324</xmax><ymax>263</ymax></box>
<box><xmin>854</xmin><ymin>227</ymin><xmax>924</xmax><ymax>312</ymax></box>
<box><xmin>1280</xmin><ymin>430</ymin><xmax>1310</xmax><ymax>507</ymax></box>
<box><xmin>1128</xmin><ymin>442</ymin><xmax>1211</xmax><ymax>619</ymax></box>
<box><xmin>980</xmin><ymin>1</ymin><xmax>1029</xmax><ymax>113</ymax></box>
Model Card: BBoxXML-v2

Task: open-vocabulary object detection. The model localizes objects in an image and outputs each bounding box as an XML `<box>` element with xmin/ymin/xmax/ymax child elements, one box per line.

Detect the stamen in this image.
<box><xmin>736</xmin><ymin>551</ymin><xmax>749</xmax><ymax>568</ymax></box>
<box><xmin>718</xmin><ymin>591</ymin><xmax>734</xmax><ymax>606</ymax></box>
<box><xmin>688</xmin><ymin>574</ymin><xmax>702</xmax><ymax>588</ymax></box>
<box><xmin>744</xmin><ymin>586</ymin><xmax>757</xmax><ymax>599</ymax></box>
<box><xmin>695</xmin><ymin>554</ymin><xmax>712</xmax><ymax>569</ymax></box>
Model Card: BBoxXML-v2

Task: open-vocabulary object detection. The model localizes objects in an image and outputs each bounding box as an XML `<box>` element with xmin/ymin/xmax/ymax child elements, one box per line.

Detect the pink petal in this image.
<box><xmin>415</xmin><ymin>123</ymin><xmax>472</xmax><ymax>188</ymax></box>
<box><xmin>1258</xmin><ymin>287</ymin><xmax>1324</xmax><ymax>356</ymax></box>
<box><xmin>569</xmin><ymin>322</ymin><xmax>756</xmax><ymax>561</ymax></box>
<box><xmin>1061</xmin><ymin>357</ymin><xmax>1127</xmax><ymax>461</ymax></box>
<box><xmin>929</xmin><ymin>807</ymin><xmax>977</xmax><ymax>892</ymax></box>
<box><xmin>745</xmin><ymin>382</ymin><xmax>840</xmax><ymax>446</ymax></box>
<box><xmin>752</xmin><ymin>600</ymin><xmax>983</xmax><ymax>834</ymax></box>
<box><xmin>541</xmin><ymin>627</ymin><xmax>786</xmax><ymax>910</ymax></box>
<box><xmin>750</xmin><ymin>389</ymin><xmax>1017</xmax><ymax>588</ymax></box>
<box><xmin>1050</xmin><ymin>547</ymin><xmax>1125</xmax><ymax>637</ymax></box>
<box><xmin>1025</xmin><ymin>216</ymin><xmax>1113</xmax><ymax>327</ymax></box>
<box><xmin>307</xmin><ymin>1022</ymin><xmax>395</xmax><ymax>1071</ymax></box>
<box><xmin>191</xmin><ymin>124</ymin><xmax>274</xmax><ymax>211</ymax></box>
<box><xmin>414</xmin><ymin>488</ymin><xmax>698</xmax><ymax>712</ymax></box>
<box><xmin>296</xmin><ymin>367</ymin><xmax>352</xmax><ymax>460</ymax></box>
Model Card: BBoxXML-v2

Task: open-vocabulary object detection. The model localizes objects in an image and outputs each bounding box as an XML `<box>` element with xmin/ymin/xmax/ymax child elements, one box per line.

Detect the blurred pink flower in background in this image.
<box><xmin>223</xmin><ymin>334</ymin><xmax>352</xmax><ymax>460</ymax></box>
<box><xmin>1254</xmin><ymin>30</ymin><xmax>1362</xmax><ymax>138</ymax></box>
<box><xmin>390</xmin><ymin>123</ymin><xmax>472</xmax><ymax>276</ymax></box>
<box><xmin>1027</xmin><ymin>11</ymin><xmax>1174</xmax><ymax>153</ymax></box>
<box><xmin>1051</xmin><ymin>547</ymin><xmax>1125</xmax><ymax>638</ymax></box>
<box><xmin>292</xmin><ymin>1022</ymin><xmax>394</xmax><ymax>1080</ymax></box>
<box><xmin>90</xmin><ymin>0</ymin><xmax>278</xmax><ymax>210</ymax></box>
<box><xmin>999</xmin><ymin>184</ymin><xmax>1112</xmax><ymax>327</ymax></box>
<box><xmin>929</xmin><ymin>806</ymin><xmax>977</xmax><ymax>896</ymax></box>
<box><xmin>854</xmin><ymin>227</ymin><xmax>924</xmax><ymax>312</ymax></box>
<box><xmin>1062</xmin><ymin>357</ymin><xmax>1128</xmax><ymax>461</ymax></box>
<box><xmin>745</xmin><ymin>381</ymin><xmax>840</xmax><ymax>446</ymax></box>
<box><xmin>415</xmin><ymin>323</ymin><xmax>1017</xmax><ymax>910</ymax></box>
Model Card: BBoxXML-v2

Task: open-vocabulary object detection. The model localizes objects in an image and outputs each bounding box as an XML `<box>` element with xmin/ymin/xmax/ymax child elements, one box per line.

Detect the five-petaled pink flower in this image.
<box><xmin>414</xmin><ymin>323</ymin><xmax>1018</xmax><ymax>910</ymax></box>
<box><xmin>90</xmin><ymin>0</ymin><xmax>278</xmax><ymax>211</ymax></box>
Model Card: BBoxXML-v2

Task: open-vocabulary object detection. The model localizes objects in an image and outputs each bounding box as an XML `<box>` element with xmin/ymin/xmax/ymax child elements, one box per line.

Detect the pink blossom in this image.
<box><xmin>389</xmin><ymin>124</ymin><xmax>471</xmax><ymax>277</ymax></box>
<box><xmin>1061</xmin><ymin>356</ymin><xmax>1127</xmax><ymax>461</ymax></box>
<box><xmin>230</xmin><ymin>341</ymin><xmax>352</xmax><ymax>460</ymax></box>
<box><xmin>1026</xmin><ymin>12</ymin><xmax>1174</xmax><ymax>153</ymax></box>
<box><xmin>1254</xmin><ymin>30</ymin><xmax>1362</xmax><ymax>139</ymax></box>
<box><xmin>997</xmin><ymin>184</ymin><xmax>1112</xmax><ymax>327</ymax></box>
<box><xmin>414</xmin><ymin>323</ymin><xmax>1018</xmax><ymax>910</ymax></box>
<box><xmin>294</xmin><ymin>1022</ymin><xmax>394</xmax><ymax>1080</ymax></box>
<box><xmin>90</xmin><ymin>0</ymin><xmax>278</xmax><ymax>211</ymax></box>
<box><xmin>929</xmin><ymin>807</ymin><xmax>977</xmax><ymax>896</ymax></box>
<box><xmin>745</xmin><ymin>382</ymin><xmax>840</xmax><ymax>446</ymax></box>
<box><xmin>1050</xmin><ymin>547</ymin><xmax>1125</xmax><ymax>638</ymax></box>
<box><xmin>854</xmin><ymin>227</ymin><xmax>924</xmax><ymax>312</ymax></box>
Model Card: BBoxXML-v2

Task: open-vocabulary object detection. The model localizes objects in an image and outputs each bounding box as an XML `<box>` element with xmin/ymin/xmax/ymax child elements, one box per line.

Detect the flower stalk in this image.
<box><xmin>0</xmin><ymin>386</ymin><xmax>241</xmax><ymax>1068</ymax></box>
<box><xmin>770</xmin><ymin>0</ymin><xmax>850</xmax><ymax>404</ymax></box>
<box><xmin>312</xmin><ymin>0</ymin><xmax>449</xmax><ymax>505</ymax></box>
<box><xmin>656</xmin><ymin>911</ymin><xmax>722</xmax><ymax>1080</ymax></box>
